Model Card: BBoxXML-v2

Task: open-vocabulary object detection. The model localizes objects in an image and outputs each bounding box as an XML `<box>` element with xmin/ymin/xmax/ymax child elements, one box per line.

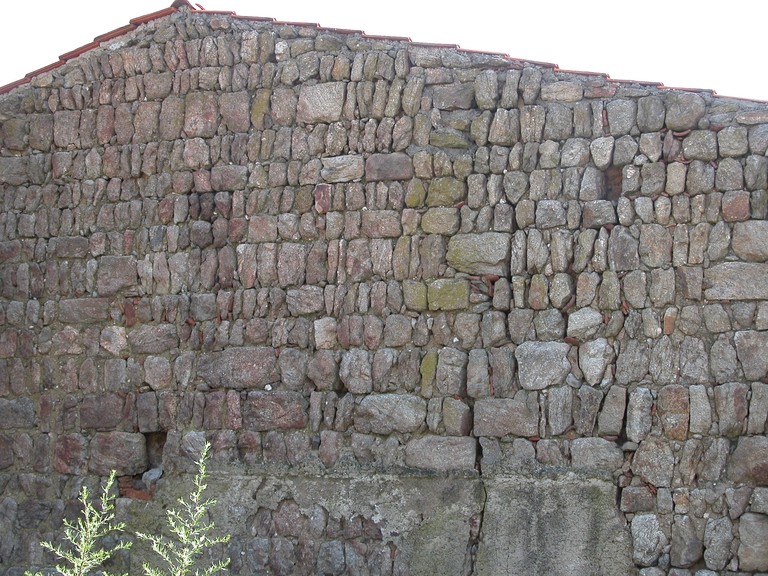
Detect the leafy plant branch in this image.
<box><xmin>25</xmin><ymin>470</ymin><xmax>131</xmax><ymax>576</ymax></box>
<box><xmin>138</xmin><ymin>442</ymin><xmax>230</xmax><ymax>576</ymax></box>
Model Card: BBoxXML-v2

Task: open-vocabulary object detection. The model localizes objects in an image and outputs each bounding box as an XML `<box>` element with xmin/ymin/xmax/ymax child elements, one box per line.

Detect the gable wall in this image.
<box><xmin>0</xmin><ymin>6</ymin><xmax>767</xmax><ymax>574</ymax></box>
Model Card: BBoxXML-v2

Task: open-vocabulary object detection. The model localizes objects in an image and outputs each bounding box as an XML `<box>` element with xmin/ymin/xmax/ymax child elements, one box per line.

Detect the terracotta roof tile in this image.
<box><xmin>59</xmin><ymin>42</ymin><xmax>102</xmax><ymax>62</ymax></box>
<box><xmin>0</xmin><ymin>0</ymin><xmax>763</xmax><ymax>103</ymax></box>
<box><xmin>93</xmin><ymin>24</ymin><xmax>138</xmax><ymax>44</ymax></box>
<box><xmin>130</xmin><ymin>7</ymin><xmax>178</xmax><ymax>25</ymax></box>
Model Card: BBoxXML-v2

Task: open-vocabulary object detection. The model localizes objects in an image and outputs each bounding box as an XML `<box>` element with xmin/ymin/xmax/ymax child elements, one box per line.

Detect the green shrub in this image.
<box><xmin>25</xmin><ymin>470</ymin><xmax>131</xmax><ymax>576</ymax></box>
<box><xmin>138</xmin><ymin>442</ymin><xmax>230</xmax><ymax>576</ymax></box>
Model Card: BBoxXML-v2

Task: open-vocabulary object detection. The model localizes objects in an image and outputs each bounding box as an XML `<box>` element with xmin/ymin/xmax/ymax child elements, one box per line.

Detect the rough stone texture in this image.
<box><xmin>405</xmin><ymin>436</ymin><xmax>476</xmax><ymax>471</ymax></box>
<box><xmin>242</xmin><ymin>391</ymin><xmax>308</xmax><ymax>431</ymax></box>
<box><xmin>705</xmin><ymin>263</ymin><xmax>768</xmax><ymax>300</ymax></box>
<box><xmin>1</xmin><ymin>10</ymin><xmax>768</xmax><ymax>574</ymax></box>
<box><xmin>632</xmin><ymin>514</ymin><xmax>667</xmax><ymax>567</ymax></box>
<box><xmin>515</xmin><ymin>342</ymin><xmax>570</xmax><ymax>390</ymax></box>
<box><xmin>354</xmin><ymin>394</ymin><xmax>426</xmax><ymax>434</ymax></box>
<box><xmin>734</xmin><ymin>330</ymin><xmax>768</xmax><ymax>380</ymax></box>
<box><xmin>426</xmin><ymin>177</ymin><xmax>467</xmax><ymax>206</ymax></box>
<box><xmin>728</xmin><ymin>436</ymin><xmax>768</xmax><ymax>485</ymax></box>
<box><xmin>571</xmin><ymin>438</ymin><xmax>624</xmax><ymax>472</ymax></box>
<box><xmin>632</xmin><ymin>440</ymin><xmax>675</xmax><ymax>487</ymax></box>
<box><xmin>658</xmin><ymin>385</ymin><xmax>689</xmax><ymax>441</ymax></box>
<box><xmin>738</xmin><ymin>513</ymin><xmax>768</xmax><ymax>572</ymax></box>
<box><xmin>0</xmin><ymin>398</ymin><xmax>36</xmax><ymax>429</ymax></box>
<box><xmin>670</xmin><ymin>515</ymin><xmax>702</xmax><ymax>568</ymax></box>
<box><xmin>88</xmin><ymin>432</ymin><xmax>147</xmax><ymax>476</ymax></box>
<box><xmin>96</xmin><ymin>256</ymin><xmax>137</xmax><ymax>296</ymax></box>
<box><xmin>321</xmin><ymin>155</ymin><xmax>365</xmax><ymax>182</ymax></box>
<box><xmin>339</xmin><ymin>348</ymin><xmax>372</xmax><ymax>393</ymax></box>
<box><xmin>365</xmin><ymin>153</ymin><xmax>414</xmax><ymax>181</ymax></box>
<box><xmin>196</xmin><ymin>347</ymin><xmax>278</xmax><ymax>389</ymax></box>
<box><xmin>297</xmin><ymin>83</ymin><xmax>345</xmax><ymax>123</ymax></box>
<box><xmin>579</xmin><ymin>338</ymin><xmax>613</xmax><ymax>386</ymax></box>
<box><xmin>474</xmin><ymin>394</ymin><xmax>539</xmax><ymax>438</ymax></box>
<box><xmin>732</xmin><ymin>220</ymin><xmax>768</xmax><ymax>261</ymax></box>
<box><xmin>626</xmin><ymin>388</ymin><xmax>653</xmax><ymax>443</ymax></box>
<box><xmin>446</xmin><ymin>232</ymin><xmax>510</xmax><ymax>276</ymax></box>
<box><xmin>428</xmin><ymin>279</ymin><xmax>470</xmax><ymax>310</ymax></box>
<box><xmin>704</xmin><ymin>516</ymin><xmax>733</xmax><ymax>570</ymax></box>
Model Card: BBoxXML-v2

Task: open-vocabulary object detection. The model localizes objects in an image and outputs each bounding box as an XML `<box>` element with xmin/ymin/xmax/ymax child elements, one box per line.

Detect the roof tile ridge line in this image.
<box><xmin>219</xmin><ymin>9</ymin><xmax>548</xmax><ymax>69</ymax></box>
<box><xmin>658</xmin><ymin>85</ymin><xmax>715</xmax><ymax>94</ymax></box>
<box><xmin>25</xmin><ymin>61</ymin><xmax>67</xmax><ymax>78</ymax></box>
<box><xmin>607</xmin><ymin>77</ymin><xmax>666</xmax><ymax>86</ymax></box>
<box><xmin>130</xmin><ymin>6</ymin><xmax>179</xmax><ymax>25</ymax></box>
<box><xmin>552</xmin><ymin>67</ymin><xmax>608</xmax><ymax>78</ymax></box>
<box><xmin>230</xmin><ymin>15</ymin><xmax>276</xmax><ymax>22</ymax></box>
<box><xmin>190</xmin><ymin>9</ymin><xmax>236</xmax><ymax>15</ymax></box>
<box><xmin>0</xmin><ymin>4</ymin><xmax>185</xmax><ymax>96</ymax></box>
<box><xmin>94</xmin><ymin>24</ymin><xmax>139</xmax><ymax>44</ymax></box>
<box><xmin>712</xmin><ymin>90</ymin><xmax>768</xmax><ymax>104</ymax></box>
<box><xmin>270</xmin><ymin>20</ymin><xmax>320</xmax><ymax>28</ymax></box>
<box><xmin>712</xmin><ymin>93</ymin><xmax>768</xmax><ymax>104</ymax></box>
<box><xmin>361</xmin><ymin>32</ymin><xmax>411</xmax><ymax>42</ymax></box>
<box><xmin>0</xmin><ymin>78</ymin><xmax>31</xmax><ymax>93</ymax></box>
<box><xmin>317</xmin><ymin>27</ymin><xmax>364</xmax><ymax>35</ymax></box>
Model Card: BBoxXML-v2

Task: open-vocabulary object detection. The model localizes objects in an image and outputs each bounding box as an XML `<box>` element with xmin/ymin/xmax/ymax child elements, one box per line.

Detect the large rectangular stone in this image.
<box><xmin>80</xmin><ymin>393</ymin><xmax>125</xmax><ymax>430</ymax></box>
<box><xmin>474</xmin><ymin>395</ymin><xmax>539</xmax><ymax>438</ymax></box>
<box><xmin>242</xmin><ymin>391</ymin><xmax>308</xmax><ymax>430</ymax></box>
<box><xmin>196</xmin><ymin>346</ymin><xmax>278</xmax><ymax>389</ymax></box>
<box><xmin>428</xmin><ymin>279</ymin><xmax>470</xmax><ymax>310</ymax></box>
<box><xmin>320</xmin><ymin>155</ymin><xmax>364</xmax><ymax>182</ymax></box>
<box><xmin>89</xmin><ymin>432</ymin><xmax>147</xmax><ymax>476</ymax></box>
<box><xmin>0</xmin><ymin>156</ymin><xmax>28</xmax><ymax>185</ymax></box>
<box><xmin>184</xmin><ymin>92</ymin><xmax>219</xmax><ymax>138</ymax></box>
<box><xmin>0</xmin><ymin>398</ymin><xmax>35</xmax><ymax>429</ymax></box>
<box><xmin>211</xmin><ymin>165</ymin><xmax>248</xmax><ymax>191</ymax></box>
<box><xmin>704</xmin><ymin>263</ymin><xmax>768</xmax><ymax>300</ymax></box>
<box><xmin>96</xmin><ymin>256</ymin><xmax>137</xmax><ymax>296</ymax></box>
<box><xmin>433</xmin><ymin>85</ymin><xmax>475</xmax><ymax>110</ymax></box>
<box><xmin>405</xmin><ymin>436</ymin><xmax>477</xmax><ymax>471</ymax></box>
<box><xmin>365</xmin><ymin>153</ymin><xmax>414</xmax><ymax>181</ymax></box>
<box><xmin>58</xmin><ymin>299</ymin><xmax>109</xmax><ymax>324</ymax></box>
<box><xmin>515</xmin><ymin>342</ymin><xmax>571</xmax><ymax>390</ymax></box>
<box><xmin>354</xmin><ymin>394</ymin><xmax>426</xmax><ymax>434</ymax></box>
<box><xmin>54</xmin><ymin>236</ymin><xmax>90</xmax><ymax>258</ymax></box>
<box><xmin>736</xmin><ymin>330</ymin><xmax>768</xmax><ymax>381</ymax></box>
<box><xmin>297</xmin><ymin>82</ymin><xmax>345</xmax><ymax>123</ymax></box>
<box><xmin>361</xmin><ymin>210</ymin><xmax>402</xmax><ymax>238</ymax></box>
<box><xmin>0</xmin><ymin>241</ymin><xmax>20</xmax><ymax>263</ymax></box>
<box><xmin>447</xmin><ymin>233</ymin><xmax>511</xmax><ymax>276</ymax></box>
<box><xmin>128</xmin><ymin>324</ymin><xmax>178</xmax><ymax>354</ymax></box>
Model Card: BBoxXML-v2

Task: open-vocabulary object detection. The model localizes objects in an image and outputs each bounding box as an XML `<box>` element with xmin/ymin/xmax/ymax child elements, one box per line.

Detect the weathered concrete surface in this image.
<box><xmin>476</xmin><ymin>472</ymin><xmax>635</xmax><ymax>576</ymax></box>
<box><xmin>214</xmin><ymin>471</ymin><xmax>485</xmax><ymax>576</ymax></box>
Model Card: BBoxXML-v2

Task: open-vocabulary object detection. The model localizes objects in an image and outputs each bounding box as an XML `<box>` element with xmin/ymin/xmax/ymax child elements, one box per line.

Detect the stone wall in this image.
<box><xmin>0</xmin><ymin>3</ymin><xmax>767</xmax><ymax>574</ymax></box>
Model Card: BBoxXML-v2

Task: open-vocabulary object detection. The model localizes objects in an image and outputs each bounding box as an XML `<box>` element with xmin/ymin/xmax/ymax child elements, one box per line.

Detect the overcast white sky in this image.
<box><xmin>2</xmin><ymin>0</ymin><xmax>767</xmax><ymax>102</ymax></box>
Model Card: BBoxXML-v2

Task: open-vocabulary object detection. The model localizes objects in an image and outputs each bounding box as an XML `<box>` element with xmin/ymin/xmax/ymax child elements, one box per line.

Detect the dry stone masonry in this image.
<box><xmin>0</xmin><ymin>1</ymin><xmax>767</xmax><ymax>574</ymax></box>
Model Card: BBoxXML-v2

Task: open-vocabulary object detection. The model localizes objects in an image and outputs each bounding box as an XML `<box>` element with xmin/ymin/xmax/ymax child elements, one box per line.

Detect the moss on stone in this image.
<box><xmin>426</xmin><ymin>177</ymin><xmax>467</xmax><ymax>207</ymax></box>
<box><xmin>405</xmin><ymin>178</ymin><xmax>427</xmax><ymax>208</ymax></box>
<box><xmin>403</xmin><ymin>280</ymin><xmax>428</xmax><ymax>311</ymax></box>
<box><xmin>428</xmin><ymin>279</ymin><xmax>470</xmax><ymax>311</ymax></box>
<box><xmin>420</xmin><ymin>349</ymin><xmax>438</xmax><ymax>398</ymax></box>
